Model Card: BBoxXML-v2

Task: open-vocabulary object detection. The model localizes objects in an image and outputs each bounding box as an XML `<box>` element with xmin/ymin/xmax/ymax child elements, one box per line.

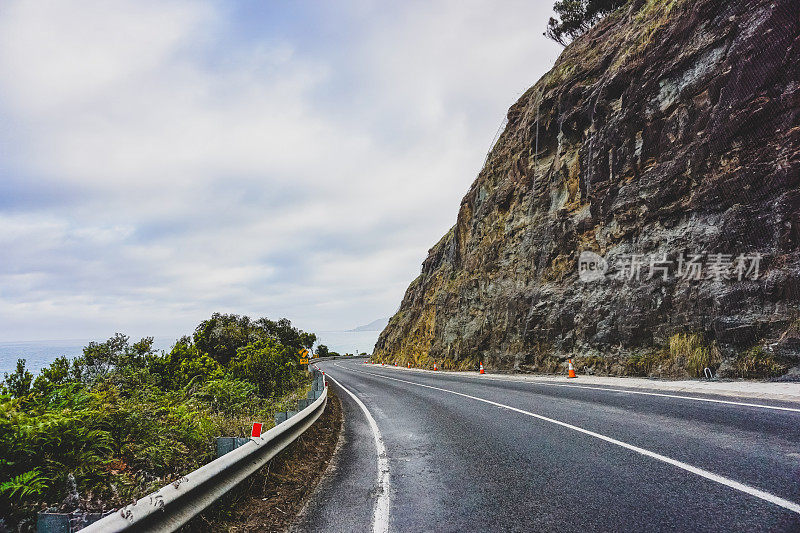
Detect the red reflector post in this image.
<box><xmin>251</xmin><ymin>422</ymin><xmax>263</xmax><ymax>438</ymax></box>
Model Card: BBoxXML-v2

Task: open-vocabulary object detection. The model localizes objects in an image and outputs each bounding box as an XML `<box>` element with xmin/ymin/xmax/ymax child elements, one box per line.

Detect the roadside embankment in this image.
<box><xmin>182</xmin><ymin>390</ymin><xmax>343</xmax><ymax>532</ymax></box>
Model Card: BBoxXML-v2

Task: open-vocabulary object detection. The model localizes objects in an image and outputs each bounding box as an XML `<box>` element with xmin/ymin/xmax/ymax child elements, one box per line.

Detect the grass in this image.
<box><xmin>669</xmin><ymin>333</ymin><xmax>718</xmax><ymax>378</ymax></box>
<box><xmin>371</xmin><ymin>352</ymin><xmax>481</xmax><ymax>372</ymax></box>
<box><xmin>623</xmin><ymin>351</ymin><xmax>670</xmax><ymax>377</ymax></box>
<box><xmin>577</xmin><ymin>333</ymin><xmax>719</xmax><ymax>378</ymax></box>
<box><xmin>733</xmin><ymin>347</ymin><xmax>789</xmax><ymax>379</ymax></box>
<box><xmin>612</xmin><ymin>0</ymin><xmax>683</xmax><ymax>67</ymax></box>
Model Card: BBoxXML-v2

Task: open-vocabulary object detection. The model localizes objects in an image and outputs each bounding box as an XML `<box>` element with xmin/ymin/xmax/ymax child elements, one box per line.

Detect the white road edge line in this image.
<box><xmin>325</xmin><ymin>372</ymin><xmax>391</xmax><ymax>533</ymax></box>
<box><xmin>338</xmin><ymin>363</ymin><xmax>800</xmax><ymax>516</ymax></box>
<box><xmin>377</xmin><ymin>365</ymin><xmax>800</xmax><ymax>413</ymax></box>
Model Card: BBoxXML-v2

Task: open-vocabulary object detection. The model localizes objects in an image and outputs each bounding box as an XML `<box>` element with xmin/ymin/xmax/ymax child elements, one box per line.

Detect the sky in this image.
<box><xmin>0</xmin><ymin>0</ymin><xmax>562</xmax><ymax>342</ymax></box>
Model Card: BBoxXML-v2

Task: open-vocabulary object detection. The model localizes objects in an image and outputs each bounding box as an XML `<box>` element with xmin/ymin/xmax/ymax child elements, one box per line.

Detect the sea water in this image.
<box><xmin>0</xmin><ymin>337</ymin><xmax>178</xmax><ymax>377</ymax></box>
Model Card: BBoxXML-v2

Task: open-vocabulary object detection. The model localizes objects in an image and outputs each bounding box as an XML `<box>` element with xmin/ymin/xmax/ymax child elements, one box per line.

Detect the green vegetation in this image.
<box><xmin>545</xmin><ymin>0</ymin><xmax>627</xmax><ymax>45</ymax></box>
<box><xmin>623</xmin><ymin>351</ymin><xmax>669</xmax><ymax>376</ymax></box>
<box><xmin>622</xmin><ymin>333</ymin><xmax>719</xmax><ymax>377</ymax></box>
<box><xmin>315</xmin><ymin>345</ymin><xmax>342</xmax><ymax>358</ymax></box>
<box><xmin>612</xmin><ymin>0</ymin><xmax>681</xmax><ymax>67</ymax></box>
<box><xmin>733</xmin><ymin>347</ymin><xmax>789</xmax><ymax>379</ymax></box>
<box><xmin>0</xmin><ymin>313</ymin><xmax>316</xmax><ymax>531</ymax></box>
<box><xmin>574</xmin><ymin>334</ymin><xmax>722</xmax><ymax>378</ymax></box>
<box><xmin>668</xmin><ymin>333</ymin><xmax>718</xmax><ymax>378</ymax></box>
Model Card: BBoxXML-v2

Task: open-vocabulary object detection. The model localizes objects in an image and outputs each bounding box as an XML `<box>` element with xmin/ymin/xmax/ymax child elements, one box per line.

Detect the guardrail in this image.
<box><xmin>76</xmin><ymin>372</ymin><xmax>328</xmax><ymax>533</ymax></box>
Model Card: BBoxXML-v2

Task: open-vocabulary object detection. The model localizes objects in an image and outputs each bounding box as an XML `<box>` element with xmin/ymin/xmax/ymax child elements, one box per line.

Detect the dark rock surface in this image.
<box><xmin>374</xmin><ymin>0</ymin><xmax>800</xmax><ymax>376</ymax></box>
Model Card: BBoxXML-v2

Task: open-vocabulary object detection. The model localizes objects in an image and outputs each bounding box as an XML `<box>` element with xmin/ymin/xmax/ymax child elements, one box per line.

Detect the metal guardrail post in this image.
<box><xmin>36</xmin><ymin>513</ymin><xmax>70</xmax><ymax>533</ymax></box>
<box><xmin>37</xmin><ymin>511</ymin><xmax>112</xmax><ymax>532</ymax></box>
<box><xmin>215</xmin><ymin>437</ymin><xmax>251</xmax><ymax>458</ymax></box>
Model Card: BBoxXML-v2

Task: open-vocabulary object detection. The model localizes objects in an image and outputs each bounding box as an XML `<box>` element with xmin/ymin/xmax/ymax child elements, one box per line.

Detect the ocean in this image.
<box><xmin>0</xmin><ymin>337</ymin><xmax>178</xmax><ymax>377</ymax></box>
<box><xmin>0</xmin><ymin>330</ymin><xmax>380</xmax><ymax>377</ymax></box>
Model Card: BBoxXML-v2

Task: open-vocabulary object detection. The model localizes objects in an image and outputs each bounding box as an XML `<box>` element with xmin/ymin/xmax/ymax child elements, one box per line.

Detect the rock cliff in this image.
<box><xmin>374</xmin><ymin>0</ymin><xmax>800</xmax><ymax>377</ymax></box>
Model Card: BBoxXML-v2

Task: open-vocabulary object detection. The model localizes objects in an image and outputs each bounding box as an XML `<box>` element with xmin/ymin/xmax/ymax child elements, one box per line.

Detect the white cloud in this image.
<box><xmin>0</xmin><ymin>0</ymin><xmax>561</xmax><ymax>341</ymax></box>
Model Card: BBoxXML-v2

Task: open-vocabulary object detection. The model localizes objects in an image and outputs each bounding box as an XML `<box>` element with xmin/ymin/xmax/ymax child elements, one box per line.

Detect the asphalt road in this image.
<box><xmin>295</xmin><ymin>360</ymin><xmax>800</xmax><ymax>532</ymax></box>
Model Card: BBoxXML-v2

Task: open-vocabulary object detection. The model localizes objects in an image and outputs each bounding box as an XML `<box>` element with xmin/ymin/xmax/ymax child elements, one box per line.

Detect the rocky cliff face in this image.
<box><xmin>374</xmin><ymin>0</ymin><xmax>800</xmax><ymax>377</ymax></box>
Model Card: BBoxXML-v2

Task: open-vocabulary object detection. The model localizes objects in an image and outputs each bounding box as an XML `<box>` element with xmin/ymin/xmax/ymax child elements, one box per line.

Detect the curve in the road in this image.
<box><xmin>325</xmin><ymin>373</ymin><xmax>391</xmax><ymax>533</ymax></box>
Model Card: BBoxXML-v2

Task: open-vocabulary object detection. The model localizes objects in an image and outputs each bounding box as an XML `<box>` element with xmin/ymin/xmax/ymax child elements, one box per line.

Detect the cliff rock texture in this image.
<box><xmin>374</xmin><ymin>0</ymin><xmax>800</xmax><ymax>377</ymax></box>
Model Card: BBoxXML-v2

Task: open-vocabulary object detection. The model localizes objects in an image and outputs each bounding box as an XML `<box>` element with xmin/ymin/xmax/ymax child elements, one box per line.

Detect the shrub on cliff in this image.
<box><xmin>545</xmin><ymin>0</ymin><xmax>627</xmax><ymax>45</ymax></box>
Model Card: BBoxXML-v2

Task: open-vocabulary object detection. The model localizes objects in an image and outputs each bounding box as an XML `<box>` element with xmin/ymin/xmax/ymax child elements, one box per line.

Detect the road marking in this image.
<box><xmin>338</xmin><ymin>363</ymin><xmax>800</xmax><ymax>516</ymax></box>
<box><xmin>325</xmin><ymin>373</ymin><xmax>391</xmax><ymax>533</ymax></box>
<box><xmin>514</xmin><ymin>382</ymin><xmax>800</xmax><ymax>413</ymax></box>
<box><xmin>469</xmin><ymin>376</ymin><xmax>800</xmax><ymax>413</ymax></box>
<box><xmin>374</xmin><ymin>365</ymin><xmax>800</xmax><ymax>413</ymax></box>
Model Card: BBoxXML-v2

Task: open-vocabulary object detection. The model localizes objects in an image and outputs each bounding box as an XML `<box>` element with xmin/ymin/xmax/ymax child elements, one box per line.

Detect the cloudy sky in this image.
<box><xmin>0</xmin><ymin>0</ymin><xmax>562</xmax><ymax>341</ymax></box>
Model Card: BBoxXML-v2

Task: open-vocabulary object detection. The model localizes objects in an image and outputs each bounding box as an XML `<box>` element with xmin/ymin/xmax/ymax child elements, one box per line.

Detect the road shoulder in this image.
<box><xmin>363</xmin><ymin>362</ymin><xmax>800</xmax><ymax>403</ymax></box>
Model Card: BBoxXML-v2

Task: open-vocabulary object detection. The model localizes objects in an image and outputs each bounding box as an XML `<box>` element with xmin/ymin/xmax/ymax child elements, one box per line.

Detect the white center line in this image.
<box><xmin>324</xmin><ymin>372</ymin><xmax>391</xmax><ymax>533</ymax></box>
<box><xmin>338</xmin><ymin>363</ymin><xmax>800</xmax><ymax>516</ymax></box>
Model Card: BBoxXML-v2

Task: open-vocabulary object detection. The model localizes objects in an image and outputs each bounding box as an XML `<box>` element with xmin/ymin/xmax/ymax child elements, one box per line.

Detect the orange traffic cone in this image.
<box><xmin>479</xmin><ymin>362</ymin><xmax>485</xmax><ymax>374</ymax></box>
<box><xmin>433</xmin><ymin>362</ymin><xmax>438</xmax><ymax>371</ymax></box>
<box><xmin>568</xmin><ymin>359</ymin><xmax>577</xmax><ymax>379</ymax></box>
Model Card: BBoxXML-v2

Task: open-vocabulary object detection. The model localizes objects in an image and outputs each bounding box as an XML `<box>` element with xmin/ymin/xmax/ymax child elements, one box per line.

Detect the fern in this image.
<box><xmin>0</xmin><ymin>468</ymin><xmax>49</xmax><ymax>499</ymax></box>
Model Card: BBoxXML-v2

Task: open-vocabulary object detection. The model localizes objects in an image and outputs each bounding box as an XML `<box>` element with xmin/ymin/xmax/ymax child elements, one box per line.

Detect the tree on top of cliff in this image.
<box><xmin>545</xmin><ymin>0</ymin><xmax>627</xmax><ymax>45</ymax></box>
